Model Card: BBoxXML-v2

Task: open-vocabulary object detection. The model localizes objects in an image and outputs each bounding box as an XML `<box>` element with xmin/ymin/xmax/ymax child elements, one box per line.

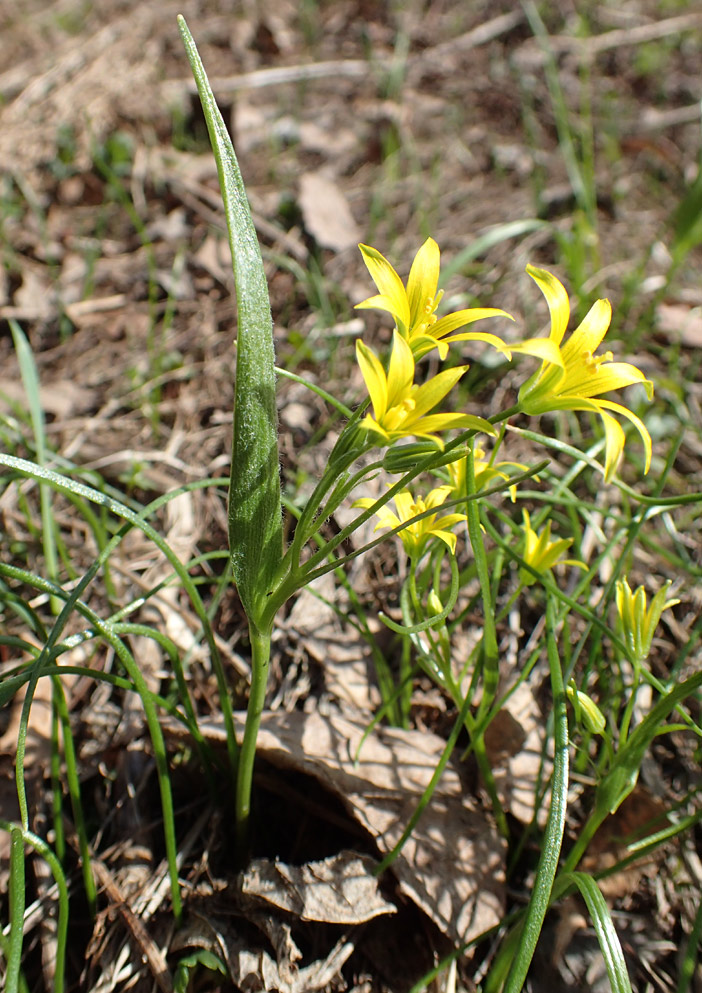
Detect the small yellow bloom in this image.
<box><xmin>356</xmin><ymin>330</ymin><xmax>494</xmax><ymax>448</ymax></box>
<box><xmin>566</xmin><ymin>682</ymin><xmax>606</xmax><ymax>734</ymax></box>
<box><xmin>354</xmin><ymin>485</ymin><xmax>467</xmax><ymax>557</ymax></box>
<box><xmin>356</xmin><ymin>238</ymin><xmax>561</xmax><ymax>364</ymax></box>
<box><xmin>519</xmin><ymin>509</ymin><xmax>585</xmax><ymax>586</ymax></box>
<box><xmin>615</xmin><ymin>578</ymin><xmax>679</xmax><ymax>665</ymax></box>
<box><xmin>518</xmin><ymin>265</ymin><xmax>653</xmax><ymax>481</ymax></box>
<box><xmin>447</xmin><ymin>446</ymin><xmax>530</xmax><ymax>502</ymax></box>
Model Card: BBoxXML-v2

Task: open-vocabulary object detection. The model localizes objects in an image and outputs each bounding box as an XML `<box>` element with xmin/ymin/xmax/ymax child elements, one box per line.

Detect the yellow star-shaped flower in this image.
<box><xmin>354</xmin><ymin>485</ymin><xmax>467</xmax><ymax>557</ymax></box>
<box><xmin>356</xmin><ymin>330</ymin><xmax>494</xmax><ymax>448</ymax></box>
<box><xmin>518</xmin><ymin>265</ymin><xmax>653</xmax><ymax>481</ymax></box>
<box><xmin>356</xmin><ymin>238</ymin><xmax>561</xmax><ymax>364</ymax></box>
<box><xmin>519</xmin><ymin>509</ymin><xmax>585</xmax><ymax>587</ymax></box>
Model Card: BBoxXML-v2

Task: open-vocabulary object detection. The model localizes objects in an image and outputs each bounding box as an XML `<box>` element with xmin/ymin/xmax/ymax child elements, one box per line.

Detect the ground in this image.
<box><xmin>1</xmin><ymin>2</ymin><xmax>701</xmax><ymax>992</ymax></box>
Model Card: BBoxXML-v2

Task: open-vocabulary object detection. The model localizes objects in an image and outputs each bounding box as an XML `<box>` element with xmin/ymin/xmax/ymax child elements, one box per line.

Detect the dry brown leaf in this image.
<box><xmin>298</xmin><ymin>171</ymin><xmax>361</xmax><ymax>252</ymax></box>
<box><xmin>241</xmin><ymin>850</ymin><xmax>396</xmax><ymax>924</ymax></box>
<box><xmin>170</xmin><ymin>709</ymin><xmax>505</xmax><ymax>944</ymax></box>
<box><xmin>656</xmin><ymin>302</ymin><xmax>702</xmax><ymax>348</ymax></box>
<box><xmin>283</xmin><ymin>575</ymin><xmax>381</xmax><ymax>714</ymax></box>
<box><xmin>172</xmin><ymin>912</ymin><xmax>355</xmax><ymax>993</ymax></box>
<box><xmin>485</xmin><ymin>680</ymin><xmax>551</xmax><ymax>828</ymax></box>
<box><xmin>0</xmin><ymin>671</ymin><xmax>53</xmax><ymax>780</ymax></box>
<box><xmin>15</xmin><ymin>268</ymin><xmax>55</xmax><ymax>315</ymax></box>
<box><xmin>0</xmin><ymin>377</ymin><xmax>97</xmax><ymax>419</ymax></box>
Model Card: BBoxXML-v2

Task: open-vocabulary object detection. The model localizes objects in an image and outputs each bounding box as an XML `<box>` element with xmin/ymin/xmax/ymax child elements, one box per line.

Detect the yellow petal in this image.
<box><xmin>526</xmin><ymin>264</ymin><xmax>570</xmax><ymax>346</ymax></box>
<box><xmin>520</xmin><ymin>392</ymin><xmax>600</xmax><ymax>417</ymax></box>
<box><xmin>424</xmin><ymin>485</ymin><xmax>453</xmax><ymax>510</ymax></box>
<box><xmin>386</xmin><ymin>331</ymin><xmax>416</xmax><ymax>407</ymax></box>
<box><xmin>432</xmin><ymin>513</ymin><xmax>468</xmax><ymax>531</ymax></box>
<box><xmin>374</xmin><ymin>507</ymin><xmax>402</xmax><ymax>531</ymax></box>
<box><xmin>409</xmin><ymin>364</ymin><xmax>468</xmax><ymax>419</ymax></box>
<box><xmin>406</xmin><ymin>238</ymin><xmax>440</xmax><ymax>331</ymax></box>
<box><xmin>440</xmin><ymin>330</ymin><xmax>513</xmax><ymax>357</ymax></box>
<box><xmin>560</xmin><ymin>298</ymin><xmax>612</xmax><ymax>369</ymax></box>
<box><xmin>507</xmin><ymin>336</ymin><xmax>564</xmax><ymax>367</ymax></box>
<box><xmin>599</xmin><ymin>409</ymin><xmax>626</xmax><ymax>482</ymax></box>
<box><xmin>429</xmin><ymin>529</ymin><xmax>458</xmax><ymax>554</ymax></box>
<box><xmin>565</xmin><ymin>360</ymin><xmax>652</xmax><ymax>400</ymax></box>
<box><xmin>358</xmin><ymin>244</ymin><xmax>411</xmax><ymax>333</ymax></box>
<box><xmin>352</xmin><ymin>497</ymin><xmax>376</xmax><ymax>510</ymax></box>
<box><xmin>359</xmin><ymin>413</ymin><xmax>390</xmax><ymax>442</ymax></box>
<box><xmin>431</xmin><ymin>308</ymin><xmax>514</xmax><ymax>341</ymax></box>
<box><xmin>409</xmin><ymin>412</ymin><xmax>496</xmax><ymax>437</ymax></box>
<box><xmin>596</xmin><ymin>399</ymin><xmax>652</xmax><ymax>474</ymax></box>
<box><xmin>356</xmin><ymin>339</ymin><xmax>388</xmax><ymax>419</ymax></box>
<box><xmin>355</xmin><ymin>292</ymin><xmax>406</xmax><ymax>322</ymax></box>
<box><xmin>393</xmin><ymin>490</ymin><xmax>415</xmax><ymax>522</ymax></box>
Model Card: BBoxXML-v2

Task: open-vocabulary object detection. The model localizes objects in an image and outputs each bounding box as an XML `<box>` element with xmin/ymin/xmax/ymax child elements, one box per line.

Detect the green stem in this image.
<box><xmin>465</xmin><ymin>447</ymin><xmax>499</xmax><ymax>721</ymax></box>
<box><xmin>235</xmin><ymin>623</ymin><xmax>272</xmax><ymax>861</ymax></box>
<box><xmin>50</xmin><ymin>706</ymin><xmax>65</xmax><ymax>862</ymax></box>
<box><xmin>1</xmin><ymin>822</ymin><xmax>69</xmax><ymax>993</ymax></box>
<box><xmin>462</xmin><ymin>445</ymin><xmax>509</xmax><ymax>838</ymax></box>
<box><xmin>503</xmin><ymin>593</ymin><xmax>570</xmax><ymax>993</ymax></box>
<box><xmin>7</xmin><ymin>827</ymin><xmax>25</xmax><ymax>993</ymax></box>
<box><xmin>51</xmin><ymin>677</ymin><xmax>97</xmax><ymax>918</ymax></box>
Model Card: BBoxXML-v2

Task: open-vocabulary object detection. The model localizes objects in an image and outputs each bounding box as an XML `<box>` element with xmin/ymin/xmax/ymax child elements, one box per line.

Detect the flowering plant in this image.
<box><xmin>3</xmin><ymin>19</ymin><xmax>699</xmax><ymax>993</ymax></box>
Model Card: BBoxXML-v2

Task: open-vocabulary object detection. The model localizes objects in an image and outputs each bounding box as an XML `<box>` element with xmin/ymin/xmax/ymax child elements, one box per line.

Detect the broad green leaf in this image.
<box><xmin>178</xmin><ymin>16</ymin><xmax>282</xmax><ymax>632</ymax></box>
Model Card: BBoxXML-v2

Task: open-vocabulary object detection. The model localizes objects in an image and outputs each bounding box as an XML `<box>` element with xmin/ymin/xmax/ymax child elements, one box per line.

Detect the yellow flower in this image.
<box><xmin>447</xmin><ymin>446</ymin><xmax>530</xmax><ymax>502</ymax></box>
<box><xmin>518</xmin><ymin>265</ymin><xmax>653</xmax><ymax>481</ymax></box>
<box><xmin>519</xmin><ymin>509</ymin><xmax>585</xmax><ymax>587</ymax></box>
<box><xmin>615</xmin><ymin>578</ymin><xmax>679</xmax><ymax>665</ymax></box>
<box><xmin>356</xmin><ymin>238</ymin><xmax>561</xmax><ymax>364</ymax></box>
<box><xmin>354</xmin><ymin>485</ymin><xmax>467</xmax><ymax>556</ymax></box>
<box><xmin>566</xmin><ymin>682</ymin><xmax>606</xmax><ymax>734</ymax></box>
<box><xmin>356</xmin><ymin>330</ymin><xmax>494</xmax><ymax>448</ymax></box>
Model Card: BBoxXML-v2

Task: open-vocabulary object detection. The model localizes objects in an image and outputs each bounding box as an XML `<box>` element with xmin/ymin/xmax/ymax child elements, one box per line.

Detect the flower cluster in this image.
<box><xmin>354</xmin><ymin>238</ymin><xmax>653</xmax><ymax>481</ymax></box>
<box><xmin>352</xmin><ymin>237</ymin><xmax>654</xmax><ymax>573</ymax></box>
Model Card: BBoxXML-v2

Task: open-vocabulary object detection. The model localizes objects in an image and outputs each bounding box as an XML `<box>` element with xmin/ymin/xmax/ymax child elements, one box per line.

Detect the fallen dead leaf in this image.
<box><xmin>0</xmin><ymin>377</ymin><xmax>97</xmax><ymax>419</ymax></box>
<box><xmin>172</xmin><ymin>913</ymin><xmax>355</xmax><ymax>993</ymax></box>
<box><xmin>298</xmin><ymin>171</ymin><xmax>361</xmax><ymax>252</ymax></box>
<box><xmin>656</xmin><ymin>302</ymin><xmax>702</xmax><ymax>348</ymax></box>
<box><xmin>166</xmin><ymin>708</ymin><xmax>505</xmax><ymax>944</ymax></box>
<box><xmin>486</xmin><ymin>679</ymin><xmax>551</xmax><ymax>828</ymax></box>
<box><xmin>241</xmin><ymin>850</ymin><xmax>396</xmax><ymax>924</ymax></box>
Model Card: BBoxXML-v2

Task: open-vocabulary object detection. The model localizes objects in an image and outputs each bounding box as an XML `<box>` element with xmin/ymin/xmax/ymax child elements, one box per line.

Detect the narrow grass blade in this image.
<box><xmin>51</xmin><ymin>678</ymin><xmax>97</xmax><ymax>917</ymax></box>
<box><xmin>9</xmin><ymin>320</ymin><xmax>60</xmax><ymax>613</ymax></box>
<box><xmin>1</xmin><ymin>822</ymin><xmax>69</xmax><ymax>993</ymax></box>
<box><xmin>559</xmin><ymin>872</ymin><xmax>633</xmax><ymax>993</ymax></box>
<box><xmin>503</xmin><ymin>594</ymin><xmax>570</xmax><ymax>993</ymax></box>
<box><xmin>678</xmin><ymin>892</ymin><xmax>702</xmax><ymax>993</ymax></box>
<box><xmin>439</xmin><ymin>219</ymin><xmax>550</xmax><ymax>286</ymax></box>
